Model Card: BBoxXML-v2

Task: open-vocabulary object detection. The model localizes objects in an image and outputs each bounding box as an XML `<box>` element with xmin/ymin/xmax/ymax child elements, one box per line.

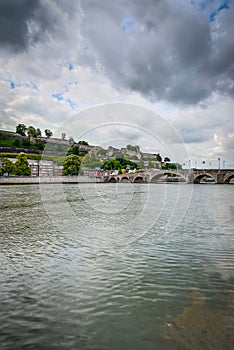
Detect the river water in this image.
<box><xmin>0</xmin><ymin>183</ymin><xmax>233</xmax><ymax>350</ymax></box>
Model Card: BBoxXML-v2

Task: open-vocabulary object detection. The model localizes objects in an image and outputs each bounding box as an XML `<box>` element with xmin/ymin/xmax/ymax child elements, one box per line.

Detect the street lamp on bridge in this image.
<box><xmin>218</xmin><ymin>158</ymin><xmax>221</xmax><ymax>170</ymax></box>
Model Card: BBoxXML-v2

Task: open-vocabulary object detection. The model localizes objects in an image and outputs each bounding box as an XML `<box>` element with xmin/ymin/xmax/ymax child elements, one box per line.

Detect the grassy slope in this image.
<box><xmin>0</xmin><ymin>153</ymin><xmax>65</xmax><ymax>165</ymax></box>
<box><xmin>0</xmin><ymin>130</ymin><xmax>69</xmax><ymax>164</ymax></box>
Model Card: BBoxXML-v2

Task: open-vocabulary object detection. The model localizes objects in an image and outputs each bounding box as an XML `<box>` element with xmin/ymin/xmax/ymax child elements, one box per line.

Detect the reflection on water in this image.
<box><xmin>0</xmin><ymin>183</ymin><xmax>233</xmax><ymax>349</ymax></box>
<box><xmin>162</xmin><ymin>288</ymin><xmax>234</xmax><ymax>349</ymax></box>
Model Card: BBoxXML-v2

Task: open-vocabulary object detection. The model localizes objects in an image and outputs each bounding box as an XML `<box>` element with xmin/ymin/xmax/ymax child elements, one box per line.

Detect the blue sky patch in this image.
<box><xmin>66</xmin><ymin>98</ymin><xmax>77</xmax><ymax>110</ymax></box>
<box><xmin>10</xmin><ymin>82</ymin><xmax>15</xmax><ymax>89</ymax></box>
<box><xmin>218</xmin><ymin>0</ymin><xmax>230</xmax><ymax>11</ymax></box>
<box><xmin>52</xmin><ymin>92</ymin><xmax>63</xmax><ymax>101</ymax></box>
<box><xmin>191</xmin><ymin>0</ymin><xmax>231</xmax><ymax>20</ymax></box>
<box><xmin>68</xmin><ymin>63</ymin><xmax>74</xmax><ymax>71</ymax></box>
<box><xmin>121</xmin><ymin>16</ymin><xmax>136</xmax><ymax>33</ymax></box>
<box><xmin>210</xmin><ymin>1</ymin><xmax>230</xmax><ymax>21</ymax></box>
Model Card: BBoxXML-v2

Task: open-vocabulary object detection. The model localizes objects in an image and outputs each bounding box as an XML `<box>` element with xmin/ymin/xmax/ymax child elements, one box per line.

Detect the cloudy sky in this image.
<box><xmin>0</xmin><ymin>0</ymin><xmax>233</xmax><ymax>167</ymax></box>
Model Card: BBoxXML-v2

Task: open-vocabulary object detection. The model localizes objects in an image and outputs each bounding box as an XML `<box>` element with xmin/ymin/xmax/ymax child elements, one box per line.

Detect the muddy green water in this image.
<box><xmin>0</xmin><ymin>183</ymin><xmax>233</xmax><ymax>349</ymax></box>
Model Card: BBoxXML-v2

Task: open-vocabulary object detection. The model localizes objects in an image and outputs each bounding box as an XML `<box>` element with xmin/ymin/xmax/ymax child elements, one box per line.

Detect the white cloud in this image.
<box><xmin>0</xmin><ymin>0</ymin><xmax>233</xmax><ymax>167</ymax></box>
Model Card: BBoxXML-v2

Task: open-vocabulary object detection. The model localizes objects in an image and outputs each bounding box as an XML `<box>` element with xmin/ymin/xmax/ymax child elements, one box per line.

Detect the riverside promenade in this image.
<box><xmin>1</xmin><ymin>168</ymin><xmax>234</xmax><ymax>185</ymax></box>
<box><xmin>0</xmin><ymin>176</ymin><xmax>104</xmax><ymax>185</ymax></box>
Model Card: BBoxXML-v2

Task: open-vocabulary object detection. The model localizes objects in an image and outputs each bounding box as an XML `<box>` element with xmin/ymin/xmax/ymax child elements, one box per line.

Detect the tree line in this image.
<box><xmin>16</xmin><ymin>124</ymin><xmax>53</xmax><ymax>138</ymax></box>
<box><xmin>62</xmin><ymin>154</ymin><xmax>139</xmax><ymax>175</ymax></box>
<box><xmin>62</xmin><ymin>152</ymin><xmax>179</xmax><ymax>176</ymax></box>
<box><xmin>0</xmin><ymin>153</ymin><xmax>30</xmax><ymax>176</ymax></box>
<box><xmin>0</xmin><ymin>152</ymin><xmax>178</xmax><ymax>177</ymax></box>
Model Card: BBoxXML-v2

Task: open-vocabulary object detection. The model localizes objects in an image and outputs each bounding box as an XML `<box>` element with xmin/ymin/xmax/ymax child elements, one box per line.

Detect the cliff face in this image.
<box><xmin>0</xmin><ymin>129</ymin><xmax>162</xmax><ymax>162</ymax></box>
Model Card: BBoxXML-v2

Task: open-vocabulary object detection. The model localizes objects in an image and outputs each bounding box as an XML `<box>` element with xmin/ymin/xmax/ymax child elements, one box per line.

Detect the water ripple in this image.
<box><xmin>0</xmin><ymin>184</ymin><xmax>233</xmax><ymax>349</ymax></box>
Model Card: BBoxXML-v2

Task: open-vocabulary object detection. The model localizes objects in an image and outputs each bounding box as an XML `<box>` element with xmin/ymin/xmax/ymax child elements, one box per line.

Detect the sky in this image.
<box><xmin>0</xmin><ymin>0</ymin><xmax>233</xmax><ymax>168</ymax></box>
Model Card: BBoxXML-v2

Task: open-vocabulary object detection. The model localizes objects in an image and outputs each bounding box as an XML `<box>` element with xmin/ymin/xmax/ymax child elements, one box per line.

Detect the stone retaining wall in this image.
<box><xmin>0</xmin><ymin>176</ymin><xmax>104</xmax><ymax>184</ymax></box>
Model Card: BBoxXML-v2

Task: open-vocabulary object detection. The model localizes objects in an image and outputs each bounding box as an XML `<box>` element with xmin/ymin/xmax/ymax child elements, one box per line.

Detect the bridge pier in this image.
<box><xmin>216</xmin><ymin>172</ymin><xmax>224</xmax><ymax>184</ymax></box>
<box><xmin>187</xmin><ymin>172</ymin><xmax>194</xmax><ymax>184</ymax></box>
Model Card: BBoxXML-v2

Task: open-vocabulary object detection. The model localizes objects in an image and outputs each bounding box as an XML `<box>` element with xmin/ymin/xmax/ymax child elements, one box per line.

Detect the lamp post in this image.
<box><xmin>37</xmin><ymin>160</ymin><xmax>40</xmax><ymax>177</ymax></box>
<box><xmin>223</xmin><ymin>160</ymin><xmax>225</xmax><ymax>169</ymax></box>
<box><xmin>189</xmin><ymin>159</ymin><xmax>191</xmax><ymax>170</ymax></box>
<box><xmin>195</xmin><ymin>161</ymin><xmax>197</xmax><ymax>169</ymax></box>
<box><xmin>218</xmin><ymin>157</ymin><xmax>220</xmax><ymax>170</ymax></box>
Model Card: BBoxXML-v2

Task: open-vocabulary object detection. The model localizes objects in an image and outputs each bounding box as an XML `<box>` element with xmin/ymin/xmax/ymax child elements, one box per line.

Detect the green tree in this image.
<box><xmin>102</xmin><ymin>158</ymin><xmax>122</xmax><ymax>171</ymax></box>
<box><xmin>116</xmin><ymin>157</ymin><xmax>139</xmax><ymax>170</ymax></box>
<box><xmin>102</xmin><ymin>157</ymin><xmax>139</xmax><ymax>171</ymax></box>
<box><xmin>163</xmin><ymin>163</ymin><xmax>177</xmax><ymax>170</ymax></box>
<box><xmin>45</xmin><ymin>129</ymin><xmax>53</xmax><ymax>138</ymax></box>
<box><xmin>81</xmin><ymin>155</ymin><xmax>101</xmax><ymax>168</ymax></box>
<box><xmin>78</xmin><ymin>140</ymin><xmax>89</xmax><ymax>146</ymax></box>
<box><xmin>96</xmin><ymin>148</ymin><xmax>107</xmax><ymax>157</ymax></box>
<box><xmin>137</xmin><ymin>159</ymin><xmax>144</xmax><ymax>169</ymax></box>
<box><xmin>27</xmin><ymin>126</ymin><xmax>38</xmax><ymax>138</ymax></box>
<box><xmin>36</xmin><ymin>128</ymin><xmax>42</xmax><ymax>137</ymax></box>
<box><xmin>35</xmin><ymin>141</ymin><xmax>45</xmax><ymax>150</ymax></box>
<box><xmin>15</xmin><ymin>152</ymin><xmax>31</xmax><ymax>176</ymax></box>
<box><xmin>69</xmin><ymin>145</ymin><xmax>80</xmax><ymax>155</ymax></box>
<box><xmin>63</xmin><ymin>154</ymin><xmax>81</xmax><ymax>175</ymax></box>
<box><xmin>156</xmin><ymin>153</ymin><xmax>162</xmax><ymax>162</ymax></box>
<box><xmin>1</xmin><ymin>158</ymin><xmax>15</xmax><ymax>176</ymax></box>
<box><xmin>21</xmin><ymin>138</ymin><xmax>30</xmax><ymax>147</ymax></box>
<box><xmin>164</xmin><ymin>157</ymin><xmax>170</xmax><ymax>162</ymax></box>
<box><xmin>69</xmin><ymin>144</ymin><xmax>88</xmax><ymax>156</ymax></box>
<box><xmin>16</xmin><ymin>124</ymin><xmax>27</xmax><ymax>136</ymax></box>
<box><xmin>13</xmin><ymin>138</ymin><xmax>21</xmax><ymax>147</ymax></box>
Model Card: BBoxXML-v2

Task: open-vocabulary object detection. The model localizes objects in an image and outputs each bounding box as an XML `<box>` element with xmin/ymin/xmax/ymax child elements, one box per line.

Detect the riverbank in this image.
<box><xmin>0</xmin><ymin>176</ymin><xmax>104</xmax><ymax>185</ymax></box>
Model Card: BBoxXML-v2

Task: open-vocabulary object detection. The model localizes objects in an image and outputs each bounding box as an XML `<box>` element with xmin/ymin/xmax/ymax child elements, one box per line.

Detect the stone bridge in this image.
<box><xmin>106</xmin><ymin>169</ymin><xmax>234</xmax><ymax>184</ymax></box>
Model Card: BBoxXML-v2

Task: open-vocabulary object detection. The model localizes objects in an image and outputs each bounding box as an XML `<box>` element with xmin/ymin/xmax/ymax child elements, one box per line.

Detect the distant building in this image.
<box><xmin>107</xmin><ymin>146</ymin><xmax>120</xmax><ymax>157</ymax></box>
<box><xmin>141</xmin><ymin>152</ymin><xmax>157</xmax><ymax>160</ymax></box>
<box><xmin>53</xmin><ymin>164</ymin><xmax>63</xmax><ymax>176</ymax></box>
<box><xmin>2</xmin><ymin>158</ymin><xmax>63</xmax><ymax>177</ymax></box>
<box><xmin>121</xmin><ymin>147</ymin><xmax>141</xmax><ymax>159</ymax></box>
<box><xmin>89</xmin><ymin>146</ymin><xmax>103</xmax><ymax>157</ymax></box>
<box><xmin>83</xmin><ymin>167</ymin><xmax>104</xmax><ymax>177</ymax></box>
<box><xmin>29</xmin><ymin>160</ymin><xmax>54</xmax><ymax>177</ymax></box>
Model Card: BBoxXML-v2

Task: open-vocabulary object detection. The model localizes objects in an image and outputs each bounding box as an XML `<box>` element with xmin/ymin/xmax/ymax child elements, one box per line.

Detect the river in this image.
<box><xmin>0</xmin><ymin>183</ymin><xmax>233</xmax><ymax>349</ymax></box>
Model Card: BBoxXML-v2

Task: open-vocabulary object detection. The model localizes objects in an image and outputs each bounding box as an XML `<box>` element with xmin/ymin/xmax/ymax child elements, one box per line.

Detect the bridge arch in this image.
<box><xmin>150</xmin><ymin>173</ymin><xmax>165</xmax><ymax>183</ymax></box>
<box><xmin>163</xmin><ymin>171</ymin><xmax>187</xmax><ymax>181</ymax></box>
<box><xmin>133</xmin><ymin>176</ymin><xmax>145</xmax><ymax>183</ymax></box>
<box><xmin>193</xmin><ymin>173</ymin><xmax>215</xmax><ymax>184</ymax></box>
<box><xmin>150</xmin><ymin>171</ymin><xmax>187</xmax><ymax>183</ymax></box>
<box><xmin>119</xmin><ymin>176</ymin><xmax>130</xmax><ymax>183</ymax></box>
<box><xmin>109</xmin><ymin>177</ymin><xmax>117</xmax><ymax>183</ymax></box>
<box><xmin>224</xmin><ymin>174</ymin><xmax>234</xmax><ymax>184</ymax></box>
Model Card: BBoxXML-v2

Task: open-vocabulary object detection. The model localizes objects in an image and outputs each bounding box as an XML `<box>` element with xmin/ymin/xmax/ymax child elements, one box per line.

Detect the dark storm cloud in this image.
<box><xmin>0</xmin><ymin>0</ymin><xmax>66</xmax><ymax>52</ymax></box>
<box><xmin>0</xmin><ymin>0</ymin><xmax>37</xmax><ymax>50</ymax></box>
<box><xmin>1</xmin><ymin>0</ymin><xmax>233</xmax><ymax>105</ymax></box>
<box><xmin>79</xmin><ymin>0</ymin><xmax>234</xmax><ymax>104</ymax></box>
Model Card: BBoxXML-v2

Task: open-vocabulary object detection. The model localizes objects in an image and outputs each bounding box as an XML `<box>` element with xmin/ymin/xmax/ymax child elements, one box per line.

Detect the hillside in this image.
<box><xmin>0</xmin><ymin>130</ymin><xmax>70</xmax><ymax>154</ymax></box>
<box><xmin>0</xmin><ymin>130</ymin><xmax>72</xmax><ymax>165</ymax></box>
